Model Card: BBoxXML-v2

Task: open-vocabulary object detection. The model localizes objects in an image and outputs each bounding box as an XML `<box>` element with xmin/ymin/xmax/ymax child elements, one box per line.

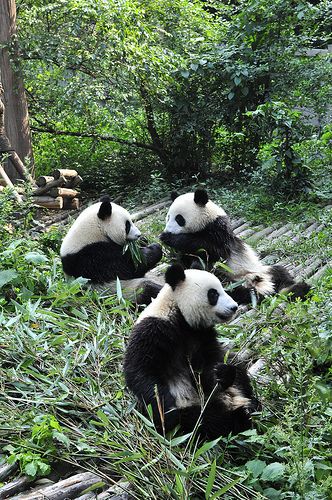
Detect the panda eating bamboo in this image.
<box><xmin>60</xmin><ymin>195</ymin><xmax>163</xmax><ymax>304</ymax></box>
<box><xmin>160</xmin><ymin>189</ymin><xmax>310</xmax><ymax>305</ymax></box>
<box><xmin>124</xmin><ymin>264</ymin><xmax>260</xmax><ymax>439</ymax></box>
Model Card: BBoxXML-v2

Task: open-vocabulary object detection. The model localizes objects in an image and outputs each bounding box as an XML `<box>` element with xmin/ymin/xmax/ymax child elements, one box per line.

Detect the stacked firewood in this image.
<box><xmin>32</xmin><ymin>169</ymin><xmax>82</xmax><ymax>209</ymax></box>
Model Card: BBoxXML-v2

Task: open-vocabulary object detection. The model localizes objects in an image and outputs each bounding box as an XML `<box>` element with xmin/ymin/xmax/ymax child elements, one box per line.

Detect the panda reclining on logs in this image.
<box><xmin>160</xmin><ymin>189</ymin><xmax>310</xmax><ymax>305</ymax></box>
<box><xmin>124</xmin><ymin>264</ymin><xmax>260</xmax><ymax>439</ymax></box>
<box><xmin>60</xmin><ymin>195</ymin><xmax>163</xmax><ymax>304</ymax></box>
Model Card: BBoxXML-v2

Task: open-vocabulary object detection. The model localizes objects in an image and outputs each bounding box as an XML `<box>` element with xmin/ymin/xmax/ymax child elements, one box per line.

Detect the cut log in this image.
<box><xmin>0</xmin><ymin>163</ymin><xmax>23</xmax><ymax>203</ymax></box>
<box><xmin>65</xmin><ymin>175</ymin><xmax>83</xmax><ymax>188</ymax></box>
<box><xmin>0</xmin><ymin>476</ymin><xmax>31</xmax><ymax>499</ymax></box>
<box><xmin>53</xmin><ymin>168</ymin><xmax>78</xmax><ymax>180</ymax></box>
<box><xmin>0</xmin><ymin>463</ymin><xmax>17</xmax><ymax>482</ymax></box>
<box><xmin>63</xmin><ymin>197</ymin><xmax>80</xmax><ymax>210</ymax></box>
<box><xmin>36</xmin><ymin>175</ymin><xmax>54</xmax><ymax>187</ymax></box>
<box><xmin>33</xmin><ymin>196</ymin><xmax>63</xmax><ymax>209</ymax></box>
<box><xmin>32</xmin><ymin>176</ymin><xmax>66</xmax><ymax>196</ymax></box>
<box><xmin>49</xmin><ymin>187</ymin><xmax>78</xmax><ymax>198</ymax></box>
<box><xmin>9</xmin><ymin>472</ymin><xmax>104</xmax><ymax>500</ymax></box>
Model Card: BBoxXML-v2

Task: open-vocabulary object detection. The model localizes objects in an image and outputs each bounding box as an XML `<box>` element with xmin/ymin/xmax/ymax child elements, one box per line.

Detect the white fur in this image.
<box><xmin>137</xmin><ymin>269</ymin><xmax>238</xmax><ymax>328</ymax></box>
<box><xmin>168</xmin><ymin>377</ymin><xmax>200</xmax><ymax>408</ymax></box>
<box><xmin>165</xmin><ymin>193</ymin><xmax>226</xmax><ymax>234</ymax></box>
<box><xmin>60</xmin><ymin>201</ymin><xmax>140</xmax><ymax>256</ymax></box>
<box><xmin>220</xmin><ymin>386</ymin><xmax>251</xmax><ymax>410</ymax></box>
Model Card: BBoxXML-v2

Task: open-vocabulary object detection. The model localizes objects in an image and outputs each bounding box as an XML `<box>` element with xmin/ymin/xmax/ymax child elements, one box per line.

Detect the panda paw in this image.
<box><xmin>244</xmin><ymin>273</ymin><xmax>262</xmax><ymax>288</ymax></box>
<box><xmin>215</xmin><ymin>363</ymin><xmax>236</xmax><ymax>390</ymax></box>
<box><xmin>147</xmin><ymin>243</ymin><xmax>163</xmax><ymax>260</ymax></box>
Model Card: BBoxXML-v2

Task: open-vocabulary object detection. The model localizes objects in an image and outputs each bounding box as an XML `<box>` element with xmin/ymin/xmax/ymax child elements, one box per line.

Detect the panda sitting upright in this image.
<box><xmin>160</xmin><ymin>189</ymin><xmax>310</xmax><ymax>305</ymax></box>
<box><xmin>124</xmin><ymin>264</ymin><xmax>260</xmax><ymax>439</ymax></box>
<box><xmin>60</xmin><ymin>195</ymin><xmax>163</xmax><ymax>303</ymax></box>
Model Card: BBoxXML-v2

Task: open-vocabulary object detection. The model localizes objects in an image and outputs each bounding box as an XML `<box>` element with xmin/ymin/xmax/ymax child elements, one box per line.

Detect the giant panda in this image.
<box><xmin>60</xmin><ymin>195</ymin><xmax>163</xmax><ymax>303</ymax></box>
<box><xmin>160</xmin><ymin>189</ymin><xmax>310</xmax><ymax>305</ymax></box>
<box><xmin>124</xmin><ymin>264</ymin><xmax>260</xmax><ymax>439</ymax></box>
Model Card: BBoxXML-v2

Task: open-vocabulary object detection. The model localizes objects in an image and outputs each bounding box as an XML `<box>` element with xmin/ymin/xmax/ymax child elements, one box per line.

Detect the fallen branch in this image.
<box><xmin>0</xmin><ymin>476</ymin><xmax>31</xmax><ymax>499</ymax></box>
<box><xmin>10</xmin><ymin>472</ymin><xmax>105</xmax><ymax>500</ymax></box>
<box><xmin>0</xmin><ymin>163</ymin><xmax>23</xmax><ymax>203</ymax></box>
<box><xmin>0</xmin><ymin>463</ymin><xmax>17</xmax><ymax>482</ymax></box>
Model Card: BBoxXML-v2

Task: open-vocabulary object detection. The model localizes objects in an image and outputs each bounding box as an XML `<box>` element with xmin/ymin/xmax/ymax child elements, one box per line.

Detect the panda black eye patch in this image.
<box><xmin>208</xmin><ymin>288</ymin><xmax>219</xmax><ymax>306</ymax></box>
<box><xmin>175</xmin><ymin>214</ymin><xmax>185</xmax><ymax>227</ymax></box>
<box><xmin>125</xmin><ymin>220</ymin><xmax>131</xmax><ymax>234</ymax></box>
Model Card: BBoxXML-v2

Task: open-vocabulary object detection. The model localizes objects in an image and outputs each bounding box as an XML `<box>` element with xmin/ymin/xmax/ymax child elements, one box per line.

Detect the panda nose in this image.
<box><xmin>231</xmin><ymin>305</ymin><xmax>238</xmax><ymax>312</ymax></box>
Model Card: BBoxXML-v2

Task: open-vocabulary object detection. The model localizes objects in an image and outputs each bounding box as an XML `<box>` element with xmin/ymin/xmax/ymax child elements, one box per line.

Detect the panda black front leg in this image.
<box><xmin>215</xmin><ymin>363</ymin><xmax>237</xmax><ymax>390</ymax></box>
<box><xmin>140</xmin><ymin>243</ymin><xmax>163</xmax><ymax>269</ymax></box>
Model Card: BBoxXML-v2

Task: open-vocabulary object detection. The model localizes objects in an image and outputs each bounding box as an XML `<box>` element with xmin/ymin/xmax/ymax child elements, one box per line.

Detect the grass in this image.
<box><xmin>0</xmin><ymin>187</ymin><xmax>331</xmax><ymax>499</ymax></box>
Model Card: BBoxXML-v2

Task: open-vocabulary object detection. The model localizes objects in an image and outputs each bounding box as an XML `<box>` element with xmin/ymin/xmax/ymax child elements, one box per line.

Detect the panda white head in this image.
<box><xmin>60</xmin><ymin>195</ymin><xmax>141</xmax><ymax>256</ymax></box>
<box><xmin>139</xmin><ymin>264</ymin><xmax>238</xmax><ymax>329</ymax></box>
<box><xmin>164</xmin><ymin>189</ymin><xmax>226</xmax><ymax>235</ymax></box>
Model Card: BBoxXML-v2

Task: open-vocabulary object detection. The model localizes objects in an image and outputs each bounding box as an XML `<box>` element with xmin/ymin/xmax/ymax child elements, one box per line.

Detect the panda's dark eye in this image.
<box><xmin>125</xmin><ymin>220</ymin><xmax>131</xmax><ymax>234</ymax></box>
<box><xmin>175</xmin><ymin>214</ymin><xmax>185</xmax><ymax>227</ymax></box>
<box><xmin>208</xmin><ymin>288</ymin><xmax>219</xmax><ymax>306</ymax></box>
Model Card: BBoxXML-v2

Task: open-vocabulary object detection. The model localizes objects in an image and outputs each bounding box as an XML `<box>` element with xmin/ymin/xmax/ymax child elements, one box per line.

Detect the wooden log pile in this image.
<box><xmin>32</xmin><ymin>169</ymin><xmax>82</xmax><ymax>210</ymax></box>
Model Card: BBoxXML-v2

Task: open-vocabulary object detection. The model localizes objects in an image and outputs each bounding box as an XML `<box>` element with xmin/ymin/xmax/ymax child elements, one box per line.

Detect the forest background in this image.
<box><xmin>0</xmin><ymin>1</ymin><xmax>331</xmax><ymax>499</ymax></box>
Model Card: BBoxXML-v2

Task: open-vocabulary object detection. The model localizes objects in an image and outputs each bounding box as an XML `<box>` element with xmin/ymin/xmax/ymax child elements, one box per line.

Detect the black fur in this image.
<box><xmin>61</xmin><ymin>240</ymin><xmax>162</xmax><ymax>283</ymax></box>
<box><xmin>124</xmin><ymin>311</ymin><xmax>259</xmax><ymax>439</ymax></box>
<box><xmin>165</xmin><ymin>263</ymin><xmax>186</xmax><ymax>289</ymax></box>
<box><xmin>194</xmin><ymin>188</ymin><xmax>209</xmax><ymax>206</ymax></box>
<box><xmin>135</xmin><ymin>280</ymin><xmax>163</xmax><ymax>305</ymax></box>
<box><xmin>160</xmin><ymin>216</ymin><xmax>245</xmax><ymax>268</ymax></box>
<box><xmin>98</xmin><ymin>199</ymin><xmax>112</xmax><ymax>220</ymax></box>
<box><xmin>171</xmin><ymin>191</ymin><xmax>179</xmax><ymax>201</ymax></box>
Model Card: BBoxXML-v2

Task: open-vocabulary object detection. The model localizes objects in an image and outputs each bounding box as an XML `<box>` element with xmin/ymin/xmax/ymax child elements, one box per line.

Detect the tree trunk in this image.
<box><xmin>0</xmin><ymin>0</ymin><xmax>33</xmax><ymax>181</ymax></box>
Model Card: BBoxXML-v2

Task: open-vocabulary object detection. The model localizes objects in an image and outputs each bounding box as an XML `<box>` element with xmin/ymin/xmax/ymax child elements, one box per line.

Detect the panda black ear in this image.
<box><xmin>165</xmin><ymin>263</ymin><xmax>186</xmax><ymax>290</ymax></box>
<box><xmin>194</xmin><ymin>189</ymin><xmax>209</xmax><ymax>206</ymax></box>
<box><xmin>171</xmin><ymin>191</ymin><xmax>179</xmax><ymax>202</ymax></box>
<box><xmin>98</xmin><ymin>198</ymin><xmax>112</xmax><ymax>220</ymax></box>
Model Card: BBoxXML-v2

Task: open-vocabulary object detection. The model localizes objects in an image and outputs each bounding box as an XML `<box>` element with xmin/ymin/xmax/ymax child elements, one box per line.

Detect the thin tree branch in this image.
<box><xmin>30</xmin><ymin>125</ymin><xmax>160</xmax><ymax>152</ymax></box>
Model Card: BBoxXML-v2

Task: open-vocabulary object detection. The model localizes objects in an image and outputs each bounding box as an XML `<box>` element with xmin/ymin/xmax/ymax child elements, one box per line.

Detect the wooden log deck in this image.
<box><xmin>1</xmin><ymin>198</ymin><xmax>331</xmax><ymax>499</ymax></box>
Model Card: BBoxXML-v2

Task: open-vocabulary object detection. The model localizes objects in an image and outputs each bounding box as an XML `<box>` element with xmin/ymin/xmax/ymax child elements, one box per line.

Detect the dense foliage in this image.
<box><xmin>0</xmin><ymin>187</ymin><xmax>331</xmax><ymax>498</ymax></box>
<box><xmin>15</xmin><ymin>0</ymin><xmax>332</xmax><ymax>195</ymax></box>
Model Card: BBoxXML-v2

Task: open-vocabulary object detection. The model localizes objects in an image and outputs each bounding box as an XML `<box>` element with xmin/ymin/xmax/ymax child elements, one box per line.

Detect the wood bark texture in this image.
<box><xmin>0</xmin><ymin>0</ymin><xmax>33</xmax><ymax>180</ymax></box>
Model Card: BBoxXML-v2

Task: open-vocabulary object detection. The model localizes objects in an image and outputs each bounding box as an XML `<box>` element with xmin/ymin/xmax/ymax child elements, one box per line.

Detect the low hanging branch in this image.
<box><xmin>31</xmin><ymin>125</ymin><xmax>160</xmax><ymax>153</ymax></box>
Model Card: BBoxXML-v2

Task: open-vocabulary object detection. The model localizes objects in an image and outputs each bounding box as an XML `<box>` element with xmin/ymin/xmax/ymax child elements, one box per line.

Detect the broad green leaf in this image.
<box><xmin>245</xmin><ymin>459</ymin><xmax>267</xmax><ymax>478</ymax></box>
<box><xmin>24</xmin><ymin>251</ymin><xmax>48</xmax><ymax>264</ymax></box>
<box><xmin>0</xmin><ymin>269</ymin><xmax>18</xmax><ymax>288</ymax></box>
<box><xmin>261</xmin><ymin>462</ymin><xmax>285</xmax><ymax>482</ymax></box>
<box><xmin>25</xmin><ymin>462</ymin><xmax>37</xmax><ymax>477</ymax></box>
